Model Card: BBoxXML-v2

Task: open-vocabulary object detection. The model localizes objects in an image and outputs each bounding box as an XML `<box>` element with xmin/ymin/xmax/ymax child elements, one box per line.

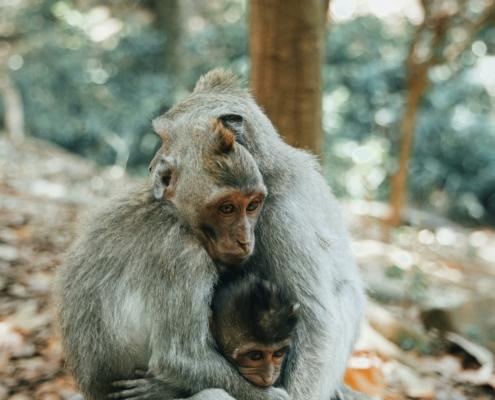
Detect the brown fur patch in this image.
<box><xmin>213</xmin><ymin>119</ymin><xmax>235</xmax><ymax>153</ymax></box>
<box><xmin>165</xmin><ymin>170</ymin><xmax>178</xmax><ymax>199</ymax></box>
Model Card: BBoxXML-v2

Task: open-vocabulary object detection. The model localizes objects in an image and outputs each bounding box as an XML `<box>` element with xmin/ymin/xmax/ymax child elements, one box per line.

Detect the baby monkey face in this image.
<box><xmin>232</xmin><ymin>343</ymin><xmax>290</xmax><ymax>387</ymax></box>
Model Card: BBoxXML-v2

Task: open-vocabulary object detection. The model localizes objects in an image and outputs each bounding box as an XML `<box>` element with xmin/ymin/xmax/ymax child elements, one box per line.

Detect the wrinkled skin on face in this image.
<box><xmin>196</xmin><ymin>192</ymin><xmax>265</xmax><ymax>265</ymax></box>
<box><xmin>226</xmin><ymin>341</ymin><xmax>291</xmax><ymax>387</ymax></box>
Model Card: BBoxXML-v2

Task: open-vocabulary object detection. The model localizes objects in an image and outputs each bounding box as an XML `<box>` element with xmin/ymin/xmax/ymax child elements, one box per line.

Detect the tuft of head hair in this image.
<box><xmin>211</xmin><ymin>275</ymin><xmax>299</xmax><ymax>345</ymax></box>
<box><xmin>193</xmin><ymin>68</ymin><xmax>244</xmax><ymax>94</ymax></box>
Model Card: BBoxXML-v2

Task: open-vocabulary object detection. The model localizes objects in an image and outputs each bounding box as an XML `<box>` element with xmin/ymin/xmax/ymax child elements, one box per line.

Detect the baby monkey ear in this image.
<box><xmin>218</xmin><ymin>114</ymin><xmax>245</xmax><ymax>145</ymax></box>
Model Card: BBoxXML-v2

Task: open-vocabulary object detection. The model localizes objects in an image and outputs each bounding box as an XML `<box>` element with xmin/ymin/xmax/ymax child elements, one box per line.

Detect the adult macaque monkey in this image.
<box><xmin>55</xmin><ymin>69</ymin><xmax>366</xmax><ymax>400</ymax></box>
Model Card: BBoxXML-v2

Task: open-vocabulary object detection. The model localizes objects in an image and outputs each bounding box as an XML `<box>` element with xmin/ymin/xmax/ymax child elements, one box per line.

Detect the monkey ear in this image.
<box><xmin>218</xmin><ymin>114</ymin><xmax>245</xmax><ymax>145</ymax></box>
<box><xmin>149</xmin><ymin>147</ymin><xmax>164</xmax><ymax>172</ymax></box>
<box><xmin>151</xmin><ymin>156</ymin><xmax>175</xmax><ymax>200</ymax></box>
<box><xmin>213</xmin><ymin>120</ymin><xmax>236</xmax><ymax>153</ymax></box>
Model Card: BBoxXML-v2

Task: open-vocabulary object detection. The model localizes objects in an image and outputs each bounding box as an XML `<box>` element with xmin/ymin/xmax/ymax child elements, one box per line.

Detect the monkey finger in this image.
<box><xmin>111</xmin><ymin>379</ymin><xmax>147</xmax><ymax>388</ymax></box>
<box><xmin>107</xmin><ymin>386</ymin><xmax>148</xmax><ymax>399</ymax></box>
<box><xmin>134</xmin><ymin>369</ymin><xmax>147</xmax><ymax>377</ymax></box>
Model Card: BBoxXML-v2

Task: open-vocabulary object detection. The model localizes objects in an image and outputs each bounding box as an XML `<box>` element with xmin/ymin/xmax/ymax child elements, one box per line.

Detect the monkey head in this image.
<box><xmin>150</xmin><ymin>114</ymin><xmax>267</xmax><ymax>265</ymax></box>
<box><xmin>210</xmin><ymin>276</ymin><xmax>299</xmax><ymax>387</ymax></box>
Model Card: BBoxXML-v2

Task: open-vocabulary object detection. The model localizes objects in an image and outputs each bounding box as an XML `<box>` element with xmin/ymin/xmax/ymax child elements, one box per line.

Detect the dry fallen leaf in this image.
<box><xmin>344</xmin><ymin>351</ymin><xmax>386</xmax><ymax>397</ymax></box>
<box><xmin>0</xmin><ymin>321</ymin><xmax>24</xmax><ymax>373</ymax></box>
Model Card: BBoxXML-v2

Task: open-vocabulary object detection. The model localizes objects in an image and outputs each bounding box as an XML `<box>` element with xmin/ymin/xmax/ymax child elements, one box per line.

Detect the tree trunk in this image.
<box><xmin>386</xmin><ymin>3</ymin><xmax>495</xmax><ymax>227</ymax></box>
<box><xmin>387</xmin><ymin>62</ymin><xmax>429</xmax><ymax>227</ymax></box>
<box><xmin>250</xmin><ymin>0</ymin><xmax>329</xmax><ymax>158</ymax></box>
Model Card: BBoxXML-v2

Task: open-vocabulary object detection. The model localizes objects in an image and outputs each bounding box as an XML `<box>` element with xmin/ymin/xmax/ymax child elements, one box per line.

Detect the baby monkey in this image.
<box><xmin>210</xmin><ymin>274</ymin><xmax>299</xmax><ymax>387</ymax></box>
<box><xmin>110</xmin><ymin>275</ymin><xmax>299</xmax><ymax>398</ymax></box>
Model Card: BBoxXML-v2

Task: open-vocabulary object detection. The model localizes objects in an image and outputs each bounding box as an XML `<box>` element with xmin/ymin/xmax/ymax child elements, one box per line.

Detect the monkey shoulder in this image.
<box><xmin>57</xmin><ymin>182</ymin><xmax>184</xmax><ymax>286</ymax></box>
<box><xmin>78</xmin><ymin>183</ymin><xmax>179</xmax><ymax>241</ymax></box>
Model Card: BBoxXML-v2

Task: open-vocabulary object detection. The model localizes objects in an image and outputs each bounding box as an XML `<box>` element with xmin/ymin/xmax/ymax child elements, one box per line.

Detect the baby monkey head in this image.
<box><xmin>210</xmin><ymin>275</ymin><xmax>299</xmax><ymax>387</ymax></box>
<box><xmin>150</xmin><ymin>114</ymin><xmax>267</xmax><ymax>265</ymax></box>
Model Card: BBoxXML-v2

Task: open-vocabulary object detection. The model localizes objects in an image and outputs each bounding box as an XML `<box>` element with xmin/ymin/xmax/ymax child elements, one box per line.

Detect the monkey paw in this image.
<box><xmin>108</xmin><ymin>371</ymin><xmax>175</xmax><ymax>400</ymax></box>
<box><xmin>266</xmin><ymin>387</ymin><xmax>291</xmax><ymax>400</ymax></box>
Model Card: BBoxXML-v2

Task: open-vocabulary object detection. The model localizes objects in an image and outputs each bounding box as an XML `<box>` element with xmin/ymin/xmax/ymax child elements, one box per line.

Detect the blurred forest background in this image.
<box><xmin>3</xmin><ymin>0</ymin><xmax>495</xmax><ymax>226</ymax></box>
<box><xmin>1</xmin><ymin>0</ymin><xmax>495</xmax><ymax>399</ymax></box>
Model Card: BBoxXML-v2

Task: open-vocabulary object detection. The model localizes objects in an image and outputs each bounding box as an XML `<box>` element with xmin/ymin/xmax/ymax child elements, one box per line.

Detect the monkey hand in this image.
<box><xmin>108</xmin><ymin>370</ymin><xmax>176</xmax><ymax>400</ymax></box>
<box><xmin>263</xmin><ymin>387</ymin><xmax>290</xmax><ymax>400</ymax></box>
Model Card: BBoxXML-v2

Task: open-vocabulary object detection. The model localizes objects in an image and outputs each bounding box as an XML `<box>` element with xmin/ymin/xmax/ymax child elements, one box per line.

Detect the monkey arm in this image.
<box><xmin>147</xmin><ymin>338</ymin><xmax>291</xmax><ymax>400</ymax></box>
<box><xmin>283</xmin><ymin>280</ymin><xmax>366</xmax><ymax>400</ymax></box>
<box><xmin>253</xmin><ymin>190</ymin><xmax>366</xmax><ymax>400</ymax></box>
<box><xmin>109</xmin><ymin>375</ymin><xmax>237</xmax><ymax>400</ymax></box>
<box><xmin>109</xmin><ymin>369</ymin><xmax>237</xmax><ymax>400</ymax></box>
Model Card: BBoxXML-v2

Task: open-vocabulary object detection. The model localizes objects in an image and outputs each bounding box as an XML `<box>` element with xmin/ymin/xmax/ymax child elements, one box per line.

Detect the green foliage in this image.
<box><xmin>323</xmin><ymin>16</ymin><xmax>408</xmax><ymax>200</ymax></box>
<box><xmin>7</xmin><ymin>0</ymin><xmax>173</xmax><ymax>170</ymax></box>
<box><xmin>2</xmin><ymin>1</ymin><xmax>495</xmax><ymax>225</ymax></box>
<box><xmin>181</xmin><ymin>0</ymin><xmax>249</xmax><ymax>89</ymax></box>
<box><xmin>323</xmin><ymin>16</ymin><xmax>495</xmax><ymax>226</ymax></box>
<box><xmin>3</xmin><ymin>0</ymin><xmax>249</xmax><ymax>173</ymax></box>
<box><xmin>406</xmin><ymin>266</ymin><xmax>428</xmax><ymax>302</ymax></box>
<box><xmin>385</xmin><ymin>265</ymin><xmax>404</xmax><ymax>279</ymax></box>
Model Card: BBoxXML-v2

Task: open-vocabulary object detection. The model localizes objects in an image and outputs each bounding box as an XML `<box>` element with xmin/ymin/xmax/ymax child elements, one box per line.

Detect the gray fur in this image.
<box><xmin>54</xmin><ymin>68</ymin><xmax>366</xmax><ymax>400</ymax></box>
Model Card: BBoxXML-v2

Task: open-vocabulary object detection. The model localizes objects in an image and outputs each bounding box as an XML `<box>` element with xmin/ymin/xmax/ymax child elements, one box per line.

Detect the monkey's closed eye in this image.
<box><xmin>248</xmin><ymin>351</ymin><xmax>263</xmax><ymax>361</ymax></box>
<box><xmin>219</xmin><ymin>204</ymin><xmax>236</xmax><ymax>214</ymax></box>
<box><xmin>246</xmin><ymin>200</ymin><xmax>260</xmax><ymax>212</ymax></box>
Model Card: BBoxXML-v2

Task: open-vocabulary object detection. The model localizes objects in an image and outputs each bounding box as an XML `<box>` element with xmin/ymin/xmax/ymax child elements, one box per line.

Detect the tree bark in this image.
<box><xmin>250</xmin><ymin>0</ymin><xmax>329</xmax><ymax>158</ymax></box>
<box><xmin>387</xmin><ymin>61</ymin><xmax>429</xmax><ymax>227</ymax></box>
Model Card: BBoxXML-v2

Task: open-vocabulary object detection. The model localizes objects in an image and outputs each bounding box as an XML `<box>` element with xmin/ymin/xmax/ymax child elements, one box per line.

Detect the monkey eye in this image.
<box><xmin>246</xmin><ymin>200</ymin><xmax>260</xmax><ymax>212</ymax></box>
<box><xmin>273</xmin><ymin>348</ymin><xmax>286</xmax><ymax>358</ymax></box>
<box><xmin>219</xmin><ymin>203</ymin><xmax>236</xmax><ymax>214</ymax></box>
<box><xmin>247</xmin><ymin>351</ymin><xmax>263</xmax><ymax>361</ymax></box>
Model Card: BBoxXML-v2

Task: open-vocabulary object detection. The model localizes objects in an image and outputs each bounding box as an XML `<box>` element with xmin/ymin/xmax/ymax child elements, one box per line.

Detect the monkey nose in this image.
<box><xmin>262</xmin><ymin>371</ymin><xmax>274</xmax><ymax>385</ymax></box>
<box><xmin>237</xmin><ymin>240</ymin><xmax>250</xmax><ymax>254</ymax></box>
<box><xmin>237</xmin><ymin>240</ymin><xmax>250</xmax><ymax>253</ymax></box>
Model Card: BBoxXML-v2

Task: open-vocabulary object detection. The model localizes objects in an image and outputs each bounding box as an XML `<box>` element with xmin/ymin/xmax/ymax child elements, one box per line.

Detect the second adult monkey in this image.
<box><xmin>56</xmin><ymin>119</ymin><xmax>284</xmax><ymax>400</ymax></box>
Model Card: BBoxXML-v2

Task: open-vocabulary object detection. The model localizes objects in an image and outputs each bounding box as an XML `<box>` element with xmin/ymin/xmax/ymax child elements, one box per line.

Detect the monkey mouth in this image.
<box><xmin>220</xmin><ymin>251</ymin><xmax>250</xmax><ymax>265</ymax></box>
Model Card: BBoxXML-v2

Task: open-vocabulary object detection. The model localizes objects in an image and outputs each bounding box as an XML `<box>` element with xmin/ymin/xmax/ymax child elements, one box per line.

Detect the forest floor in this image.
<box><xmin>0</xmin><ymin>134</ymin><xmax>494</xmax><ymax>400</ymax></box>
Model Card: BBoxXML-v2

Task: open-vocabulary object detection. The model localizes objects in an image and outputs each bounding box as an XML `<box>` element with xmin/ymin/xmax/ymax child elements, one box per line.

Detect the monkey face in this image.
<box><xmin>196</xmin><ymin>191</ymin><xmax>265</xmax><ymax>265</ymax></box>
<box><xmin>150</xmin><ymin>115</ymin><xmax>267</xmax><ymax>265</ymax></box>
<box><xmin>229</xmin><ymin>344</ymin><xmax>290</xmax><ymax>387</ymax></box>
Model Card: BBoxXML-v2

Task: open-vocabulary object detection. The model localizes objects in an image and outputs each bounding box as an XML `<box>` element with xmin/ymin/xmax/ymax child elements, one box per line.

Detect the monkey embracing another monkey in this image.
<box><xmin>54</xmin><ymin>69</ymin><xmax>366</xmax><ymax>400</ymax></box>
<box><xmin>111</xmin><ymin>274</ymin><xmax>299</xmax><ymax>396</ymax></box>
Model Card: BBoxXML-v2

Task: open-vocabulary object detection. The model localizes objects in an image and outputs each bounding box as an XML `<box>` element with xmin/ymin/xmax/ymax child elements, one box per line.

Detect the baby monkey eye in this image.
<box><xmin>219</xmin><ymin>204</ymin><xmax>236</xmax><ymax>214</ymax></box>
<box><xmin>246</xmin><ymin>200</ymin><xmax>260</xmax><ymax>212</ymax></box>
<box><xmin>273</xmin><ymin>348</ymin><xmax>286</xmax><ymax>358</ymax></box>
<box><xmin>247</xmin><ymin>351</ymin><xmax>263</xmax><ymax>361</ymax></box>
